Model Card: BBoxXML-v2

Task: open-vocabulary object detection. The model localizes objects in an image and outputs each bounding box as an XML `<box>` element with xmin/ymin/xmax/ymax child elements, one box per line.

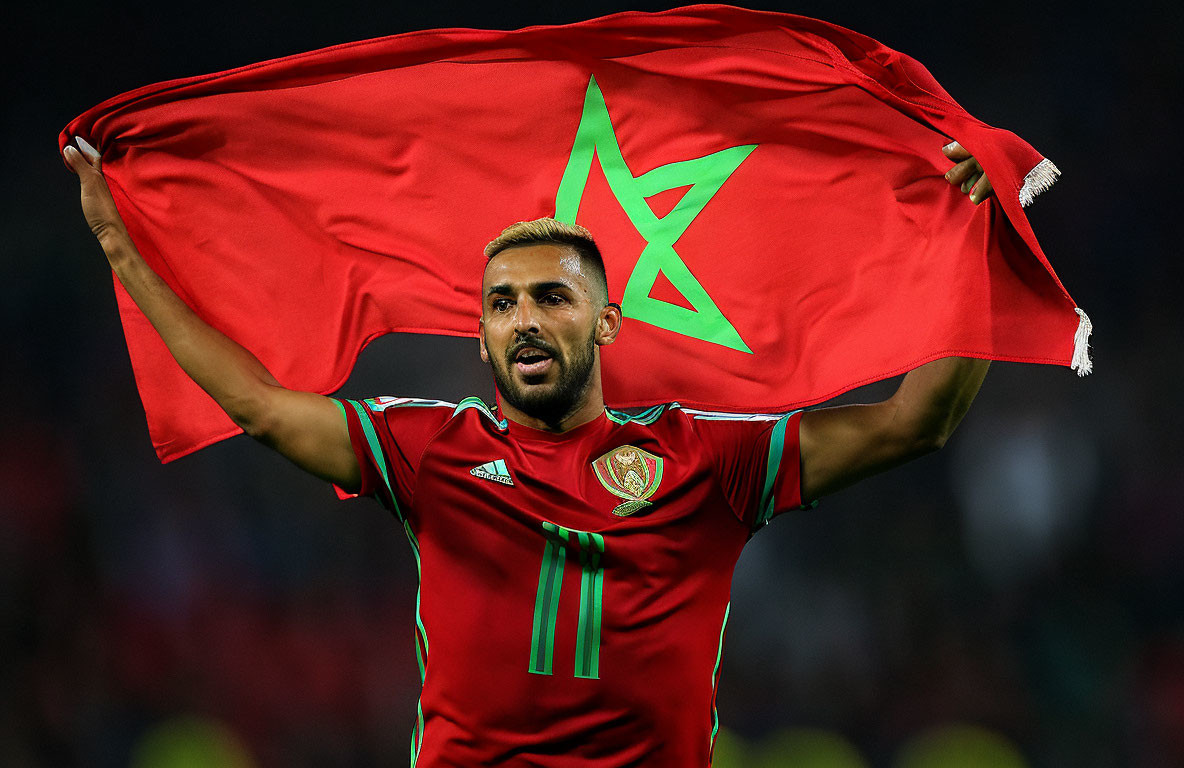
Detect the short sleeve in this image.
<box><xmin>689</xmin><ymin>409</ymin><xmax>813</xmax><ymax>534</ymax></box>
<box><xmin>332</xmin><ymin>397</ymin><xmax>453</xmax><ymax>517</ymax></box>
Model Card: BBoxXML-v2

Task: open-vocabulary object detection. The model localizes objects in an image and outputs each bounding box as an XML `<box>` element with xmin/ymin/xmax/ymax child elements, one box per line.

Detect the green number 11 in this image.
<box><xmin>529</xmin><ymin>521</ymin><xmax>605</xmax><ymax>679</ymax></box>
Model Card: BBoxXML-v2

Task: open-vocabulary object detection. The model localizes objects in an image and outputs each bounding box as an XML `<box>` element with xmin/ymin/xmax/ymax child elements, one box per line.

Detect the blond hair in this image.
<box><xmin>483</xmin><ymin>217</ymin><xmax>609</xmax><ymax>304</ymax></box>
<box><xmin>483</xmin><ymin>217</ymin><xmax>597</xmax><ymax>260</ymax></box>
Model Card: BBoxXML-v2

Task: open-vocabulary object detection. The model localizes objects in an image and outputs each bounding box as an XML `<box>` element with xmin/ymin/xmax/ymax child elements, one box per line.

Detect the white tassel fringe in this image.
<box><xmin>1071</xmin><ymin>307</ymin><xmax>1093</xmax><ymax>376</ymax></box>
<box><xmin>1019</xmin><ymin>158</ymin><xmax>1061</xmax><ymax>207</ymax></box>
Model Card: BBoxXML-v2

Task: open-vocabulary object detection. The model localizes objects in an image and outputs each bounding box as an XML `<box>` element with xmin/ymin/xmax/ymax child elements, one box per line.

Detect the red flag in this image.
<box><xmin>61</xmin><ymin>5</ymin><xmax>1087</xmax><ymax>463</ymax></box>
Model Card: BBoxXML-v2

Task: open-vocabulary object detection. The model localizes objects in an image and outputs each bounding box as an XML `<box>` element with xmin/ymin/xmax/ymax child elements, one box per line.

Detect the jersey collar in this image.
<box><xmin>503</xmin><ymin>408</ymin><xmax>613</xmax><ymax>443</ymax></box>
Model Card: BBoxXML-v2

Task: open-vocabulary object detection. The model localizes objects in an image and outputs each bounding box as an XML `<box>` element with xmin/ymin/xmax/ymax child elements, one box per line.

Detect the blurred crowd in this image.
<box><xmin>4</xmin><ymin>1</ymin><xmax>1180</xmax><ymax>766</ymax></box>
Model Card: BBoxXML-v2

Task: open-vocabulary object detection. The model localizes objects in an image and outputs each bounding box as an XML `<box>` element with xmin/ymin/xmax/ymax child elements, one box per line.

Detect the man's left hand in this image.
<box><xmin>942</xmin><ymin>141</ymin><xmax>993</xmax><ymax>205</ymax></box>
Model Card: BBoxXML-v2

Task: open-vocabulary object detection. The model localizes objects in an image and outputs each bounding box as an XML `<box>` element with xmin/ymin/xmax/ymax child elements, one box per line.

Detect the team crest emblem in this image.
<box><xmin>592</xmin><ymin>446</ymin><xmax>664</xmax><ymax>517</ymax></box>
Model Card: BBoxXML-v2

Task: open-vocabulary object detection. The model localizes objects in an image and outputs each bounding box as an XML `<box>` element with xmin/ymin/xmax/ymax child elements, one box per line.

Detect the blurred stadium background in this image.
<box><xmin>4</xmin><ymin>1</ymin><xmax>1180</xmax><ymax>765</ymax></box>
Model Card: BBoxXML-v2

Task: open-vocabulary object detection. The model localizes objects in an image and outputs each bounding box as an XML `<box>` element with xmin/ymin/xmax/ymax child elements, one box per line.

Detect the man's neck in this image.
<box><xmin>499</xmin><ymin>392</ymin><xmax>605</xmax><ymax>434</ymax></box>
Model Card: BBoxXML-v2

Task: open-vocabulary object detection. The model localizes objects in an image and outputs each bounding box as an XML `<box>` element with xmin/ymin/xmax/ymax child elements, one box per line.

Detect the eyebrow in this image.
<box><xmin>485</xmin><ymin>280</ymin><xmax>574</xmax><ymax>297</ymax></box>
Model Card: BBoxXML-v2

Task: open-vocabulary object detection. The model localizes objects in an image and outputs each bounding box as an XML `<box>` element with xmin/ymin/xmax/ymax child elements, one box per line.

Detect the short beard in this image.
<box><xmin>490</xmin><ymin>330</ymin><xmax>597</xmax><ymax>427</ymax></box>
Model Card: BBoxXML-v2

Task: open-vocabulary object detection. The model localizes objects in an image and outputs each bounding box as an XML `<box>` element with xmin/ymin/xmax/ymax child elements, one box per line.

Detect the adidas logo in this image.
<box><xmin>470</xmin><ymin>459</ymin><xmax>514</xmax><ymax>486</ymax></box>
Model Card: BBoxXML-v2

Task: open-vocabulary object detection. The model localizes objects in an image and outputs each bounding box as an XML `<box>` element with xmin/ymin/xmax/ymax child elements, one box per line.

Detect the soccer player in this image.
<box><xmin>65</xmin><ymin>136</ymin><xmax>992</xmax><ymax>766</ymax></box>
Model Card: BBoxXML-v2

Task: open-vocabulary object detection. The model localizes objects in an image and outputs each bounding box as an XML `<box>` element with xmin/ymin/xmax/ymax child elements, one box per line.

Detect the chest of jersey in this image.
<box><xmin>411</xmin><ymin>418</ymin><xmax>743</xmax><ymax>588</ymax></box>
<box><xmin>407</xmin><ymin>416</ymin><xmax>745</xmax><ymax>686</ymax></box>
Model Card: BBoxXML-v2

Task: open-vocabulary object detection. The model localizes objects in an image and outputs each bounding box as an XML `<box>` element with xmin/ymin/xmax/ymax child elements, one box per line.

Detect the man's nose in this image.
<box><xmin>513</xmin><ymin>300</ymin><xmax>540</xmax><ymax>334</ymax></box>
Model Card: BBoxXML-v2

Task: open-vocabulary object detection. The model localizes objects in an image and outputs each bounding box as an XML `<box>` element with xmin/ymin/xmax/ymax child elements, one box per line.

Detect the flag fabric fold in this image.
<box><xmin>61</xmin><ymin>3</ymin><xmax>1085</xmax><ymax>463</ymax></box>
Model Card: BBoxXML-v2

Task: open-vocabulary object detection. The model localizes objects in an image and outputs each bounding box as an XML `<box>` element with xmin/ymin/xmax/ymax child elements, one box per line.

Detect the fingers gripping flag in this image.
<box><xmin>61</xmin><ymin>5</ymin><xmax>1088</xmax><ymax>462</ymax></box>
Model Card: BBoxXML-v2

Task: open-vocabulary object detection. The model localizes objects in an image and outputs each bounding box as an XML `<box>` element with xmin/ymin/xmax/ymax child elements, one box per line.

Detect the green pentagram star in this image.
<box><xmin>554</xmin><ymin>76</ymin><xmax>756</xmax><ymax>353</ymax></box>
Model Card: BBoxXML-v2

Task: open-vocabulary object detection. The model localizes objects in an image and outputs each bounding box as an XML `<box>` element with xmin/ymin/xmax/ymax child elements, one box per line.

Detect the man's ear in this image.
<box><xmin>478</xmin><ymin>319</ymin><xmax>490</xmax><ymax>362</ymax></box>
<box><xmin>595</xmin><ymin>302</ymin><xmax>623</xmax><ymax>346</ymax></box>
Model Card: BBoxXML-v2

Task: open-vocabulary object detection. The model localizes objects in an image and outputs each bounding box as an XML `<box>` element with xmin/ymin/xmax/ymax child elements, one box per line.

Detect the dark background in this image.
<box><xmin>4</xmin><ymin>1</ymin><xmax>1181</xmax><ymax>766</ymax></box>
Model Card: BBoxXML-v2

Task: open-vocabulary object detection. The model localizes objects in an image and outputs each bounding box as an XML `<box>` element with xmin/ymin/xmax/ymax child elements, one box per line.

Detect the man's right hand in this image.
<box><xmin>64</xmin><ymin>137</ymin><xmax>131</xmax><ymax>252</ymax></box>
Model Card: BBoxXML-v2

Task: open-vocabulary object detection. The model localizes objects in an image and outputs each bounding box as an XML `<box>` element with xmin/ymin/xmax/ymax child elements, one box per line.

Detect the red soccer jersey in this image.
<box><xmin>335</xmin><ymin>396</ymin><xmax>808</xmax><ymax>767</ymax></box>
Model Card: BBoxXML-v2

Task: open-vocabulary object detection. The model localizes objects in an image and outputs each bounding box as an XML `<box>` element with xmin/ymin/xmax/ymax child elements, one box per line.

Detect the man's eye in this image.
<box><xmin>540</xmin><ymin>293</ymin><xmax>564</xmax><ymax>305</ymax></box>
<box><xmin>492</xmin><ymin>299</ymin><xmax>512</xmax><ymax>312</ymax></box>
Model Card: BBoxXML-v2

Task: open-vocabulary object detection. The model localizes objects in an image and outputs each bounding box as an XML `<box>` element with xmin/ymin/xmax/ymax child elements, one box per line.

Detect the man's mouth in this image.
<box><xmin>512</xmin><ymin>345</ymin><xmax>555</xmax><ymax>377</ymax></box>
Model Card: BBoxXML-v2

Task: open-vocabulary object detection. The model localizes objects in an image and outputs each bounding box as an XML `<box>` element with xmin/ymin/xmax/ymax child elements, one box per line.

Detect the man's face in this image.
<box><xmin>479</xmin><ymin>244</ymin><xmax>612</xmax><ymax>425</ymax></box>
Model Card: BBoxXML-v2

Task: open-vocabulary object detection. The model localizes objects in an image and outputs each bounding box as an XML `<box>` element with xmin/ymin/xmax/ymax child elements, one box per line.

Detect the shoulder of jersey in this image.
<box><xmin>362</xmin><ymin>395</ymin><xmax>508</xmax><ymax>424</ymax></box>
<box><xmin>605</xmin><ymin>402</ymin><xmax>790</xmax><ymax>425</ymax></box>
<box><xmin>362</xmin><ymin>396</ymin><xmax>458</xmax><ymax>413</ymax></box>
<box><xmin>676</xmin><ymin>406</ymin><xmax>788</xmax><ymax>422</ymax></box>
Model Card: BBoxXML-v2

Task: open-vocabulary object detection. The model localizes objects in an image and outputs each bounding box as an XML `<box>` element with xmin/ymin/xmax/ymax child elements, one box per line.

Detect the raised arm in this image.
<box><xmin>797</xmin><ymin>141</ymin><xmax>998</xmax><ymax>501</ymax></box>
<box><xmin>64</xmin><ymin>138</ymin><xmax>361</xmax><ymax>491</ymax></box>
<box><xmin>798</xmin><ymin>356</ymin><xmax>989</xmax><ymax>501</ymax></box>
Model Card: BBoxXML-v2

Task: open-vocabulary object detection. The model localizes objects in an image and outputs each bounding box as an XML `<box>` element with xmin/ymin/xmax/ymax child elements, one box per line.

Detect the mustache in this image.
<box><xmin>507</xmin><ymin>337</ymin><xmax>560</xmax><ymax>363</ymax></box>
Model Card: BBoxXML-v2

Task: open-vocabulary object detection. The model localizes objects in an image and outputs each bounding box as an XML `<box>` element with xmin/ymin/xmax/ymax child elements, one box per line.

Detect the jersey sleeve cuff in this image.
<box><xmin>752</xmin><ymin>410</ymin><xmax>809</xmax><ymax>531</ymax></box>
<box><xmin>332</xmin><ymin>398</ymin><xmax>379</xmax><ymax>500</ymax></box>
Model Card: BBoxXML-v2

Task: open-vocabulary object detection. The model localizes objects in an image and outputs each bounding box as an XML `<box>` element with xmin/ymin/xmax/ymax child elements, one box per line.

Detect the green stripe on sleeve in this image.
<box><xmin>756</xmin><ymin>413</ymin><xmax>791</xmax><ymax>530</ymax></box>
<box><xmin>346</xmin><ymin>400</ymin><xmax>391</xmax><ymax>493</ymax></box>
<box><xmin>346</xmin><ymin>398</ymin><xmax>412</xmax><ymax>530</ymax></box>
